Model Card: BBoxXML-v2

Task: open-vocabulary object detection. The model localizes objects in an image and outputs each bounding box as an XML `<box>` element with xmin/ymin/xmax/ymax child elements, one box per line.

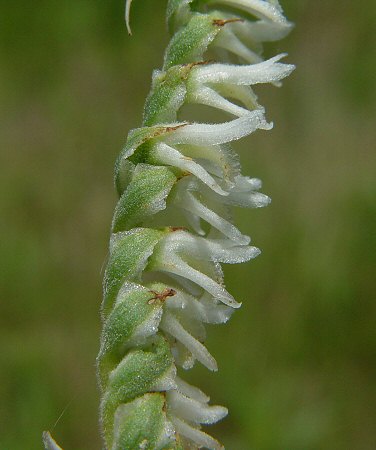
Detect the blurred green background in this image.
<box><xmin>1</xmin><ymin>1</ymin><xmax>375</xmax><ymax>449</ymax></box>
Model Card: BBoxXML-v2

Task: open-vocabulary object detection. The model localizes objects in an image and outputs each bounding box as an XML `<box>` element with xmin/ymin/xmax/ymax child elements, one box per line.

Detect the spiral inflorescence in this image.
<box><xmin>97</xmin><ymin>1</ymin><xmax>294</xmax><ymax>448</ymax></box>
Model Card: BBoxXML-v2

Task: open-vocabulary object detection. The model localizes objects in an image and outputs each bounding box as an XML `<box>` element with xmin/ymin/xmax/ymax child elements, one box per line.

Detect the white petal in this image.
<box><xmin>153</xmin><ymin>142</ymin><xmax>228</xmax><ymax>195</ymax></box>
<box><xmin>179</xmin><ymin>141</ymin><xmax>241</xmax><ymax>182</ymax></box>
<box><xmin>233</xmin><ymin>18</ymin><xmax>292</xmax><ymax>42</ymax></box>
<box><xmin>172</xmin><ymin>233</ymin><xmax>259</xmax><ymax>264</ymax></box>
<box><xmin>164</xmin><ymin>111</ymin><xmax>271</xmax><ymax>147</ymax></box>
<box><xmin>166</xmin><ymin>272</ymin><xmax>203</xmax><ymax>296</ymax></box>
<box><xmin>167</xmin><ymin>390</ymin><xmax>228</xmax><ymax>424</ymax></box>
<box><xmin>192</xmin><ymin>54</ymin><xmax>295</xmax><ymax>85</ymax></box>
<box><xmin>188</xmin><ymin>85</ymin><xmax>250</xmax><ymax>117</ymax></box>
<box><xmin>213</xmin><ymin>28</ymin><xmax>263</xmax><ymax>64</ymax></box>
<box><xmin>157</xmin><ymin>252</ymin><xmax>240</xmax><ymax>308</ymax></box>
<box><xmin>234</xmin><ymin>175</ymin><xmax>262</xmax><ymax>190</ymax></box>
<box><xmin>170</xmin><ymin>417</ymin><xmax>224</xmax><ymax>450</ymax></box>
<box><xmin>165</xmin><ymin>289</ymin><xmax>233</xmax><ymax>324</ymax></box>
<box><xmin>200</xmin><ymin>294</ymin><xmax>234</xmax><ymax>323</ymax></box>
<box><xmin>175</xmin><ymin>376</ymin><xmax>210</xmax><ymax>403</ymax></box>
<box><xmin>215</xmin><ymin>83</ymin><xmax>259</xmax><ymax>112</ymax></box>
<box><xmin>202</xmin><ymin>175</ymin><xmax>272</xmax><ymax>208</ymax></box>
<box><xmin>182</xmin><ymin>208</ymin><xmax>205</xmax><ymax>236</ymax></box>
<box><xmin>150</xmin><ymin>232</ymin><xmax>243</xmax><ymax>307</ymax></box>
<box><xmin>171</xmin><ymin>340</ymin><xmax>196</xmax><ymax>370</ymax></box>
<box><xmin>161</xmin><ymin>311</ymin><xmax>218</xmax><ymax>371</ymax></box>
<box><xmin>176</xmin><ymin>190</ymin><xmax>250</xmax><ymax>244</ymax></box>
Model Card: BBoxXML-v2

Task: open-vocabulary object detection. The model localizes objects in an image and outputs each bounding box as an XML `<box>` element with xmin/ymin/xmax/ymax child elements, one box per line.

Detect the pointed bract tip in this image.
<box><xmin>125</xmin><ymin>0</ymin><xmax>133</xmax><ymax>35</ymax></box>
<box><xmin>43</xmin><ymin>432</ymin><xmax>63</xmax><ymax>450</ymax></box>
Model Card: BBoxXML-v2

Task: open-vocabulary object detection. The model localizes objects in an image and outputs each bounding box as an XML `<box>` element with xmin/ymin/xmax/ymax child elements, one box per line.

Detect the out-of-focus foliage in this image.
<box><xmin>0</xmin><ymin>1</ymin><xmax>375</xmax><ymax>449</ymax></box>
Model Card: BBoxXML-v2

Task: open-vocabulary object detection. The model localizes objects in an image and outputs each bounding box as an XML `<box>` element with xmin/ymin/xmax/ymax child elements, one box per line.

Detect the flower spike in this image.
<box><xmin>40</xmin><ymin>2</ymin><xmax>294</xmax><ymax>450</ymax></box>
<box><xmin>43</xmin><ymin>1</ymin><xmax>293</xmax><ymax>448</ymax></box>
<box><xmin>96</xmin><ymin>1</ymin><xmax>294</xmax><ymax>449</ymax></box>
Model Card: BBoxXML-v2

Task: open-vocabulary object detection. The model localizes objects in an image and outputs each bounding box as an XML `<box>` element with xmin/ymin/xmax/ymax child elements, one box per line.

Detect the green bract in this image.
<box><xmin>102</xmin><ymin>228</ymin><xmax>166</xmax><ymax>316</ymax></box>
<box><xmin>101</xmin><ymin>336</ymin><xmax>175</xmax><ymax>447</ymax></box>
<box><xmin>112</xmin><ymin>165</ymin><xmax>177</xmax><ymax>232</ymax></box>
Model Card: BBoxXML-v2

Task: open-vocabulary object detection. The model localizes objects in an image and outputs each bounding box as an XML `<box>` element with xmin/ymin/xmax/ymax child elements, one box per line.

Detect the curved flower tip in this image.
<box><xmin>125</xmin><ymin>0</ymin><xmax>134</xmax><ymax>35</ymax></box>
<box><xmin>42</xmin><ymin>432</ymin><xmax>63</xmax><ymax>450</ymax></box>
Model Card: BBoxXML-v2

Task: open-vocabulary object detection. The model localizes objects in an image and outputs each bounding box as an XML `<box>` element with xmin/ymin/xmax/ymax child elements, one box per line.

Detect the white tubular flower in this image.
<box><xmin>160</xmin><ymin>310</ymin><xmax>218</xmax><ymax>371</ymax></box>
<box><xmin>148</xmin><ymin>229</ymin><xmax>260</xmax><ymax>306</ymax></box>
<box><xmin>163</xmin><ymin>113</ymin><xmax>271</xmax><ymax>146</ymax></box>
<box><xmin>190</xmin><ymin>54</ymin><xmax>294</xmax><ymax>85</ymax></box>
<box><xmin>172</xmin><ymin>178</ymin><xmax>251</xmax><ymax>244</ymax></box>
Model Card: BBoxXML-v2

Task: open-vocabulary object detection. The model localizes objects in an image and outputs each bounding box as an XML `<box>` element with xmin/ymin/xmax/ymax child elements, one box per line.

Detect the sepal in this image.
<box><xmin>112</xmin><ymin>393</ymin><xmax>175</xmax><ymax>450</ymax></box>
<box><xmin>100</xmin><ymin>336</ymin><xmax>175</xmax><ymax>448</ymax></box>
<box><xmin>112</xmin><ymin>164</ymin><xmax>177</xmax><ymax>232</ymax></box>
<box><xmin>102</xmin><ymin>228</ymin><xmax>166</xmax><ymax>316</ymax></box>
<box><xmin>98</xmin><ymin>282</ymin><xmax>166</xmax><ymax>387</ymax></box>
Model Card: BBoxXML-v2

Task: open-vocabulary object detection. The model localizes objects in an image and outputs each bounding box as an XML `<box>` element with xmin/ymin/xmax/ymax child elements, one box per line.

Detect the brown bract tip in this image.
<box><xmin>169</xmin><ymin>226</ymin><xmax>188</xmax><ymax>232</ymax></box>
<box><xmin>180</xmin><ymin>60</ymin><xmax>214</xmax><ymax>79</ymax></box>
<box><xmin>213</xmin><ymin>18</ymin><xmax>244</xmax><ymax>27</ymax></box>
<box><xmin>164</xmin><ymin>123</ymin><xmax>189</xmax><ymax>133</ymax></box>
